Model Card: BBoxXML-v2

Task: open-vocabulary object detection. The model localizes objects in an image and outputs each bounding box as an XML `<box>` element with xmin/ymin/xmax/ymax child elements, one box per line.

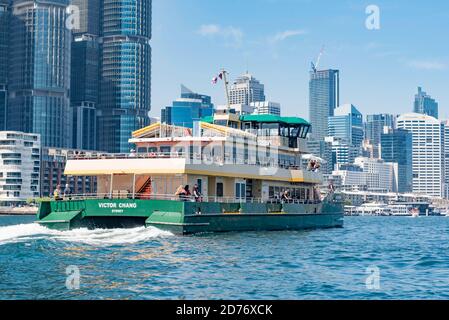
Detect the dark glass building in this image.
<box><xmin>70</xmin><ymin>0</ymin><xmax>101</xmax><ymax>151</ymax></box>
<box><xmin>381</xmin><ymin>129</ymin><xmax>413</xmax><ymax>193</ymax></box>
<box><xmin>0</xmin><ymin>0</ymin><xmax>9</xmax><ymax>131</ymax></box>
<box><xmin>7</xmin><ymin>0</ymin><xmax>71</xmax><ymax>148</ymax></box>
<box><xmin>414</xmin><ymin>87</ymin><xmax>438</xmax><ymax>119</ymax></box>
<box><xmin>309</xmin><ymin>69</ymin><xmax>340</xmax><ymax>141</ymax></box>
<box><xmin>364</xmin><ymin>113</ymin><xmax>395</xmax><ymax>158</ymax></box>
<box><xmin>98</xmin><ymin>0</ymin><xmax>152</xmax><ymax>153</ymax></box>
<box><xmin>161</xmin><ymin>85</ymin><xmax>214</xmax><ymax>128</ymax></box>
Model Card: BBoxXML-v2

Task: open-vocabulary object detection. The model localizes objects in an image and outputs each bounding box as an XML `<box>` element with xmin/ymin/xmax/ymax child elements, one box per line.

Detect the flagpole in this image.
<box><xmin>221</xmin><ymin>69</ymin><xmax>231</xmax><ymax>112</ymax></box>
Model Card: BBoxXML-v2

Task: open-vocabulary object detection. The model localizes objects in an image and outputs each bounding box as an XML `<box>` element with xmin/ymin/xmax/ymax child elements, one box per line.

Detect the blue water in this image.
<box><xmin>1</xmin><ymin>215</ymin><xmax>449</xmax><ymax>300</ymax></box>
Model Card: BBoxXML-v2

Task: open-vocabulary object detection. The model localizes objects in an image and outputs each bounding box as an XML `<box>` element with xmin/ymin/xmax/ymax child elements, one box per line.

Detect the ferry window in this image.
<box><xmin>269</xmin><ymin>186</ymin><xmax>275</xmax><ymax>198</ymax></box>
<box><xmin>235</xmin><ymin>182</ymin><xmax>246</xmax><ymax>199</ymax></box>
<box><xmin>137</xmin><ymin>147</ymin><xmax>147</xmax><ymax>153</ymax></box>
<box><xmin>148</xmin><ymin>147</ymin><xmax>157</xmax><ymax>153</ymax></box>
<box><xmin>197</xmin><ymin>179</ymin><xmax>202</xmax><ymax>194</ymax></box>
<box><xmin>216</xmin><ymin>183</ymin><xmax>224</xmax><ymax>197</ymax></box>
<box><xmin>160</xmin><ymin>146</ymin><xmax>171</xmax><ymax>154</ymax></box>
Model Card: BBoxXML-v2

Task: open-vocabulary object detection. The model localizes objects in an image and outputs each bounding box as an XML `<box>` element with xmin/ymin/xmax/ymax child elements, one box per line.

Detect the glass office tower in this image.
<box><xmin>0</xmin><ymin>0</ymin><xmax>9</xmax><ymax>131</ymax></box>
<box><xmin>309</xmin><ymin>69</ymin><xmax>340</xmax><ymax>141</ymax></box>
<box><xmin>414</xmin><ymin>87</ymin><xmax>438</xmax><ymax>119</ymax></box>
<box><xmin>70</xmin><ymin>0</ymin><xmax>101</xmax><ymax>151</ymax></box>
<box><xmin>381</xmin><ymin>128</ymin><xmax>413</xmax><ymax>193</ymax></box>
<box><xmin>8</xmin><ymin>0</ymin><xmax>71</xmax><ymax>148</ymax></box>
<box><xmin>328</xmin><ymin>104</ymin><xmax>364</xmax><ymax>148</ymax></box>
<box><xmin>98</xmin><ymin>0</ymin><xmax>152</xmax><ymax>153</ymax></box>
<box><xmin>161</xmin><ymin>85</ymin><xmax>214</xmax><ymax>128</ymax></box>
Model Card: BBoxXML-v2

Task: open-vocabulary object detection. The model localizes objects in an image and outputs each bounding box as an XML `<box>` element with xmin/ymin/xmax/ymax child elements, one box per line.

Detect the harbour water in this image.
<box><xmin>1</xmin><ymin>215</ymin><xmax>449</xmax><ymax>300</ymax></box>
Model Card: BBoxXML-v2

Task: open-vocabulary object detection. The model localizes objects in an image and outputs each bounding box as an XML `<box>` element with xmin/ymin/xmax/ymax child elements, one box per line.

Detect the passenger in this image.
<box><xmin>184</xmin><ymin>185</ymin><xmax>192</xmax><ymax>201</ymax></box>
<box><xmin>281</xmin><ymin>190</ymin><xmax>291</xmax><ymax>203</ymax></box>
<box><xmin>193</xmin><ymin>184</ymin><xmax>202</xmax><ymax>202</ymax></box>
<box><xmin>175</xmin><ymin>185</ymin><xmax>186</xmax><ymax>201</ymax></box>
<box><xmin>63</xmin><ymin>184</ymin><xmax>72</xmax><ymax>199</ymax></box>
<box><xmin>54</xmin><ymin>185</ymin><xmax>62</xmax><ymax>201</ymax></box>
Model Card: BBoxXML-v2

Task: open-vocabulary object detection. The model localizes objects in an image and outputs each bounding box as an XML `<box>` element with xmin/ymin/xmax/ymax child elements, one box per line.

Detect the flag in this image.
<box><xmin>212</xmin><ymin>71</ymin><xmax>224</xmax><ymax>85</ymax></box>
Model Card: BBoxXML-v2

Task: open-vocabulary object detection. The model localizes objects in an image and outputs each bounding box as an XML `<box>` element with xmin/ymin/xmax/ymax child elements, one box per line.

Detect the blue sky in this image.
<box><xmin>151</xmin><ymin>0</ymin><xmax>449</xmax><ymax>120</ymax></box>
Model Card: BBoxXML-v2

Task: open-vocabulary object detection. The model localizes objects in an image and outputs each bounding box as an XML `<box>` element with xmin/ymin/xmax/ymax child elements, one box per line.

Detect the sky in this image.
<box><xmin>150</xmin><ymin>0</ymin><xmax>449</xmax><ymax>121</ymax></box>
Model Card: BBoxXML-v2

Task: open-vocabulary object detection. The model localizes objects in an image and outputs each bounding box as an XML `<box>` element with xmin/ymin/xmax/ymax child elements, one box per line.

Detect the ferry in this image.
<box><xmin>37</xmin><ymin>70</ymin><xmax>344</xmax><ymax>235</ymax></box>
<box><xmin>36</xmin><ymin>111</ymin><xmax>344</xmax><ymax>234</ymax></box>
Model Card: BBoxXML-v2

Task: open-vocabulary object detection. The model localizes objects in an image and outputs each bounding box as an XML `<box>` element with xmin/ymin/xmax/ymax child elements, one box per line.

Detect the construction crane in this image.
<box><xmin>311</xmin><ymin>46</ymin><xmax>325</xmax><ymax>73</ymax></box>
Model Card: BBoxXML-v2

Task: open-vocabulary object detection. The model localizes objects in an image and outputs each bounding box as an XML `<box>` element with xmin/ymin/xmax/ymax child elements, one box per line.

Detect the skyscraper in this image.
<box><xmin>70</xmin><ymin>0</ymin><xmax>101</xmax><ymax>150</ymax></box>
<box><xmin>7</xmin><ymin>0</ymin><xmax>72</xmax><ymax>148</ymax></box>
<box><xmin>397</xmin><ymin>113</ymin><xmax>443</xmax><ymax>197</ymax></box>
<box><xmin>414</xmin><ymin>87</ymin><xmax>438</xmax><ymax>119</ymax></box>
<box><xmin>328</xmin><ymin>104</ymin><xmax>364</xmax><ymax>148</ymax></box>
<box><xmin>381</xmin><ymin>128</ymin><xmax>413</xmax><ymax>193</ymax></box>
<box><xmin>98</xmin><ymin>0</ymin><xmax>152</xmax><ymax>153</ymax></box>
<box><xmin>250</xmin><ymin>101</ymin><xmax>281</xmax><ymax>116</ymax></box>
<box><xmin>161</xmin><ymin>85</ymin><xmax>214</xmax><ymax>128</ymax></box>
<box><xmin>229</xmin><ymin>73</ymin><xmax>265</xmax><ymax>105</ymax></box>
<box><xmin>365</xmin><ymin>113</ymin><xmax>395</xmax><ymax>158</ymax></box>
<box><xmin>0</xmin><ymin>0</ymin><xmax>8</xmax><ymax>131</ymax></box>
<box><xmin>309</xmin><ymin>69</ymin><xmax>339</xmax><ymax>141</ymax></box>
<box><xmin>71</xmin><ymin>0</ymin><xmax>100</xmax><ymax>37</ymax></box>
<box><xmin>443</xmin><ymin>120</ymin><xmax>449</xmax><ymax>199</ymax></box>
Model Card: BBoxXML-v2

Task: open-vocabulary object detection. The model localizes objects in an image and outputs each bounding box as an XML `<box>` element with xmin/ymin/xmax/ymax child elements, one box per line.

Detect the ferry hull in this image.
<box><xmin>37</xmin><ymin>199</ymin><xmax>344</xmax><ymax>234</ymax></box>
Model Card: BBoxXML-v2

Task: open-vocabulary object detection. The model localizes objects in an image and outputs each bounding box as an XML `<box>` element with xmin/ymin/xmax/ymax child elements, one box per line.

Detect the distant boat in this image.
<box><xmin>410</xmin><ymin>208</ymin><xmax>420</xmax><ymax>218</ymax></box>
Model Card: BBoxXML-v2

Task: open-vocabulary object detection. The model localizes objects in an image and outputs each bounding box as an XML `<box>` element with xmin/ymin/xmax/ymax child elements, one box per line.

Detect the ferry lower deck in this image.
<box><xmin>37</xmin><ymin>197</ymin><xmax>344</xmax><ymax>234</ymax></box>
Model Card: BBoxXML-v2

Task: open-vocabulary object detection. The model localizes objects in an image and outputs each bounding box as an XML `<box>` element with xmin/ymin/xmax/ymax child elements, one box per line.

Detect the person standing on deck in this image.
<box><xmin>64</xmin><ymin>184</ymin><xmax>72</xmax><ymax>199</ymax></box>
<box><xmin>193</xmin><ymin>184</ymin><xmax>202</xmax><ymax>202</ymax></box>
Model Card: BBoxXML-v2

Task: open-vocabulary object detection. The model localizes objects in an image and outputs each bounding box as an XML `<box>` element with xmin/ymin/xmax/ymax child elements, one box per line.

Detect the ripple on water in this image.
<box><xmin>1</xmin><ymin>216</ymin><xmax>449</xmax><ymax>299</ymax></box>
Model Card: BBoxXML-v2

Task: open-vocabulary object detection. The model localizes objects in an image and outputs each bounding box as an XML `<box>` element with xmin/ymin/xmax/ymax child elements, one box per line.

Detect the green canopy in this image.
<box><xmin>240</xmin><ymin>114</ymin><xmax>310</xmax><ymax>126</ymax></box>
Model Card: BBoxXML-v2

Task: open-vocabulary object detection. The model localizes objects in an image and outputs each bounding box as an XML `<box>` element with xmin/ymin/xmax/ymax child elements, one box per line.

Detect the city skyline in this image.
<box><xmin>151</xmin><ymin>0</ymin><xmax>449</xmax><ymax>120</ymax></box>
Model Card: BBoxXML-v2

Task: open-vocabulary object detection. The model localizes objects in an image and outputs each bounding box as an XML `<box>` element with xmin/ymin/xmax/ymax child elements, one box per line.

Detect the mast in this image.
<box><xmin>221</xmin><ymin>69</ymin><xmax>231</xmax><ymax>112</ymax></box>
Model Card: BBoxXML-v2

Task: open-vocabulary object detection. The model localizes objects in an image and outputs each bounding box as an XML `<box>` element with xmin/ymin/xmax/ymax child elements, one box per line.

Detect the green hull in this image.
<box><xmin>37</xmin><ymin>199</ymin><xmax>344</xmax><ymax>234</ymax></box>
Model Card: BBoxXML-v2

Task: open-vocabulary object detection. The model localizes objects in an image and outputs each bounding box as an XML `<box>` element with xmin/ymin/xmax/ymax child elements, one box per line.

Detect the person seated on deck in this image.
<box><xmin>53</xmin><ymin>185</ymin><xmax>63</xmax><ymax>201</ymax></box>
<box><xmin>193</xmin><ymin>184</ymin><xmax>202</xmax><ymax>202</ymax></box>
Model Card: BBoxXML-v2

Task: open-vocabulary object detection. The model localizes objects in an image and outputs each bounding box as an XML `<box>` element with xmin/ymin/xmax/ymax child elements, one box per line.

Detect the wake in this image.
<box><xmin>0</xmin><ymin>223</ymin><xmax>173</xmax><ymax>246</ymax></box>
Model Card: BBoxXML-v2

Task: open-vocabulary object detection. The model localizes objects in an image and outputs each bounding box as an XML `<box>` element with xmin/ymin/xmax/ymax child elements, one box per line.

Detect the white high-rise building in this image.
<box><xmin>397</xmin><ymin>113</ymin><xmax>443</xmax><ymax>197</ymax></box>
<box><xmin>251</xmin><ymin>101</ymin><xmax>281</xmax><ymax>116</ymax></box>
<box><xmin>0</xmin><ymin>131</ymin><xmax>41</xmax><ymax>206</ymax></box>
<box><xmin>229</xmin><ymin>73</ymin><xmax>265</xmax><ymax>105</ymax></box>
<box><xmin>331</xmin><ymin>157</ymin><xmax>398</xmax><ymax>192</ymax></box>
<box><xmin>442</xmin><ymin>120</ymin><xmax>449</xmax><ymax>199</ymax></box>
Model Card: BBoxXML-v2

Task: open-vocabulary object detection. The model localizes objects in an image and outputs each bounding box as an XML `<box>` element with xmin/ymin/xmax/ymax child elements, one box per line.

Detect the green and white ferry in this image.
<box><xmin>37</xmin><ymin>111</ymin><xmax>344</xmax><ymax>234</ymax></box>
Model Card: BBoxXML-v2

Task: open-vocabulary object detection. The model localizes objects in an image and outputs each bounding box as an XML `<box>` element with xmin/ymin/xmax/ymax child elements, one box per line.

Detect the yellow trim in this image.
<box><xmin>132</xmin><ymin>122</ymin><xmax>161</xmax><ymax>138</ymax></box>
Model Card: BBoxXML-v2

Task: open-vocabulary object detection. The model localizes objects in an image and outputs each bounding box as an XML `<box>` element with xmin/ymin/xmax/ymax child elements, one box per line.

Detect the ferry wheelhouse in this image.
<box><xmin>37</xmin><ymin>112</ymin><xmax>344</xmax><ymax>234</ymax></box>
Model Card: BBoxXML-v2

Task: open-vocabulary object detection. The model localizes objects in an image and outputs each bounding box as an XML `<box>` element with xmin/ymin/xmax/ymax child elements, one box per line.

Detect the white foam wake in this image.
<box><xmin>0</xmin><ymin>223</ymin><xmax>173</xmax><ymax>246</ymax></box>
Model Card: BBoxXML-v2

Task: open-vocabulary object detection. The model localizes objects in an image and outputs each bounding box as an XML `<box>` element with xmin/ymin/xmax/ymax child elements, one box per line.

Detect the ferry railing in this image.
<box><xmin>57</xmin><ymin>193</ymin><xmax>321</xmax><ymax>205</ymax></box>
<box><xmin>67</xmin><ymin>152</ymin><xmax>308</xmax><ymax>171</ymax></box>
